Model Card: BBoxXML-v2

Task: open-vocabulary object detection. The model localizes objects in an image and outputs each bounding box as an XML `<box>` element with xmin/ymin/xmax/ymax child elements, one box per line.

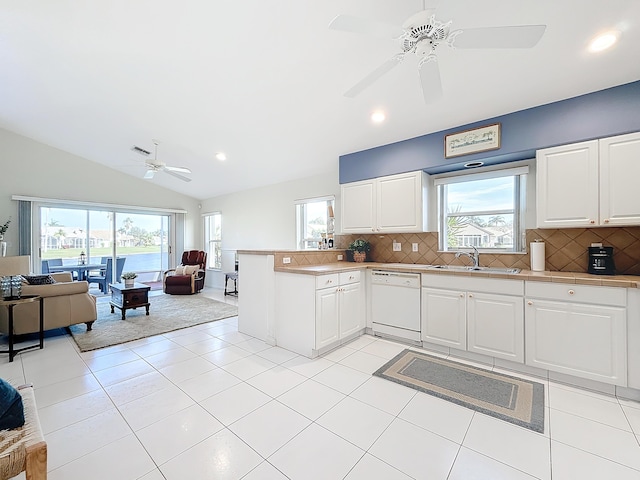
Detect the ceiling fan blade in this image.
<box><xmin>329</xmin><ymin>14</ymin><xmax>404</xmax><ymax>39</ymax></box>
<box><xmin>143</xmin><ymin>169</ymin><xmax>155</xmax><ymax>179</ymax></box>
<box><xmin>345</xmin><ymin>54</ymin><xmax>405</xmax><ymax>98</ymax></box>
<box><xmin>164</xmin><ymin>165</ymin><xmax>192</xmax><ymax>174</ymax></box>
<box><xmin>419</xmin><ymin>56</ymin><xmax>443</xmax><ymax>104</ymax></box>
<box><xmin>453</xmin><ymin>25</ymin><xmax>546</xmax><ymax>49</ymax></box>
<box><xmin>163</xmin><ymin>169</ymin><xmax>192</xmax><ymax>182</ymax></box>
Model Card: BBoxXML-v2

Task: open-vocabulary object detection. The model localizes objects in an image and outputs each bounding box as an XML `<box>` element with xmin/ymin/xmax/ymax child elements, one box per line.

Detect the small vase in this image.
<box><xmin>353</xmin><ymin>252</ymin><xmax>366</xmax><ymax>263</ymax></box>
<box><xmin>124</xmin><ymin>279</ymin><xmax>135</xmax><ymax>287</ymax></box>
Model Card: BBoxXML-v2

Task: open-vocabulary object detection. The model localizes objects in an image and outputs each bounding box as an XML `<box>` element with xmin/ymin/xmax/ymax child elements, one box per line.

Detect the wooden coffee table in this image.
<box><xmin>109</xmin><ymin>283</ymin><xmax>151</xmax><ymax>320</ymax></box>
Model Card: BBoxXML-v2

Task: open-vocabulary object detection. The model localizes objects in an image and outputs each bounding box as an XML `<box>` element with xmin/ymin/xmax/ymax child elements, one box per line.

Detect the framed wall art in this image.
<box><xmin>444</xmin><ymin>123</ymin><xmax>501</xmax><ymax>158</ymax></box>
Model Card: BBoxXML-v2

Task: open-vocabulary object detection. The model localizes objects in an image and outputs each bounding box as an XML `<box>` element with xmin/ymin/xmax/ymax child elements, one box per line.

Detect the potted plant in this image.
<box><xmin>347</xmin><ymin>239</ymin><xmax>371</xmax><ymax>263</ymax></box>
<box><xmin>121</xmin><ymin>272</ymin><xmax>138</xmax><ymax>287</ymax></box>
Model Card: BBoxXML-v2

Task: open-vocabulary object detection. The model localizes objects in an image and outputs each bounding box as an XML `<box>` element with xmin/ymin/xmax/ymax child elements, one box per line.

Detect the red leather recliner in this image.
<box><xmin>163</xmin><ymin>250</ymin><xmax>207</xmax><ymax>295</ymax></box>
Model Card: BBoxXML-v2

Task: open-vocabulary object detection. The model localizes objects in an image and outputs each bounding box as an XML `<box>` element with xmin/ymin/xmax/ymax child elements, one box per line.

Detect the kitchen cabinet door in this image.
<box><xmin>536</xmin><ymin>140</ymin><xmax>599</xmax><ymax>228</ymax></box>
<box><xmin>421</xmin><ymin>287</ymin><xmax>466</xmax><ymax>350</ymax></box>
<box><xmin>525</xmin><ymin>298</ymin><xmax>627</xmax><ymax>386</ymax></box>
<box><xmin>599</xmin><ymin>131</ymin><xmax>640</xmax><ymax>226</ymax></box>
<box><xmin>467</xmin><ymin>292</ymin><xmax>524</xmax><ymax>363</ymax></box>
<box><xmin>339</xmin><ymin>282</ymin><xmax>363</xmax><ymax>338</ymax></box>
<box><xmin>315</xmin><ymin>287</ymin><xmax>339</xmax><ymax>350</ymax></box>
<box><xmin>377</xmin><ymin>171</ymin><xmax>426</xmax><ymax>232</ymax></box>
<box><xmin>341</xmin><ymin>180</ymin><xmax>375</xmax><ymax>233</ymax></box>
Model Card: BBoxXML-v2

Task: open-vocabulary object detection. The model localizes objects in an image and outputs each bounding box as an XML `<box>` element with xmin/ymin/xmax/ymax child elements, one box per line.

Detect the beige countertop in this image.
<box><xmin>274</xmin><ymin>262</ymin><xmax>640</xmax><ymax>288</ymax></box>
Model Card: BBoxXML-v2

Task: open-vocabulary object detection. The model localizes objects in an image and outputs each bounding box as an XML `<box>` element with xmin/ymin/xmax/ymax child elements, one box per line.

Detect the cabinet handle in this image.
<box><xmin>568</xmin><ymin>289</ymin><xmax>575</xmax><ymax>295</ymax></box>
<box><xmin>371</xmin><ymin>228</ymin><xmax>375</xmax><ymax>232</ymax></box>
<box><xmin>527</xmin><ymin>301</ymin><xmax>533</xmax><ymax>306</ymax></box>
<box><xmin>589</xmin><ymin>220</ymin><xmax>595</xmax><ymax>224</ymax></box>
<box><xmin>327</xmin><ymin>280</ymin><xmax>333</xmax><ymax>284</ymax></box>
<box><xmin>459</xmin><ymin>293</ymin><xmax>464</xmax><ymax>298</ymax></box>
<box><xmin>349</xmin><ymin>276</ymin><xmax>354</xmax><ymax>280</ymax></box>
<box><xmin>604</xmin><ymin>219</ymin><xmax>610</xmax><ymax>223</ymax></box>
<box><xmin>468</xmin><ymin>294</ymin><xmax>473</xmax><ymax>298</ymax></box>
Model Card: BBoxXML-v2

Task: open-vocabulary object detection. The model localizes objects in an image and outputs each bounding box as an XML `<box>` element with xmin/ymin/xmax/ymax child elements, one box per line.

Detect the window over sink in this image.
<box><xmin>435</xmin><ymin>164</ymin><xmax>529</xmax><ymax>253</ymax></box>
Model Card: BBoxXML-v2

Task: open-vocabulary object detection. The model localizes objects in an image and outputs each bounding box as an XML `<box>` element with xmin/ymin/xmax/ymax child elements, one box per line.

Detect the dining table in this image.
<box><xmin>49</xmin><ymin>263</ymin><xmax>106</xmax><ymax>281</ymax></box>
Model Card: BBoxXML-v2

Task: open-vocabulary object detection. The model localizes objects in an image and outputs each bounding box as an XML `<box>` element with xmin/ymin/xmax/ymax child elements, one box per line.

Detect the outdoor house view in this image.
<box><xmin>40</xmin><ymin>207</ymin><xmax>171</xmax><ymax>291</ymax></box>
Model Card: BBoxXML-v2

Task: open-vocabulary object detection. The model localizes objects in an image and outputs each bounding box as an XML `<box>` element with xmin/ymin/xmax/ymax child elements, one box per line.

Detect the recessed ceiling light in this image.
<box><xmin>371</xmin><ymin>111</ymin><xmax>386</xmax><ymax>123</ymax></box>
<box><xmin>215</xmin><ymin>152</ymin><xmax>227</xmax><ymax>161</ymax></box>
<box><xmin>588</xmin><ymin>31</ymin><xmax>620</xmax><ymax>52</ymax></box>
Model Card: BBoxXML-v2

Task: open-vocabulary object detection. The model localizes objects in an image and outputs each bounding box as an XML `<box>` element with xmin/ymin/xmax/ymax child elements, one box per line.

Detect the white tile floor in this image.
<box><xmin>2</xmin><ymin>288</ymin><xmax>640</xmax><ymax>479</ymax></box>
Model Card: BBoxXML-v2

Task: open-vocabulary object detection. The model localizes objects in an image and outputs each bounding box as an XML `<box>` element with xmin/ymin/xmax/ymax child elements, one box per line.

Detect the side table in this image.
<box><xmin>109</xmin><ymin>282</ymin><xmax>151</xmax><ymax>320</ymax></box>
<box><xmin>0</xmin><ymin>295</ymin><xmax>44</xmax><ymax>362</ymax></box>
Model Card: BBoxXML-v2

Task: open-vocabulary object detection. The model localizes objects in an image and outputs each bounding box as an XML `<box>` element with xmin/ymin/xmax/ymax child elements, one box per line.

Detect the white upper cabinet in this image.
<box><xmin>536</xmin><ymin>131</ymin><xmax>640</xmax><ymax>228</ymax></box>
<box><xmin>599</xmin><ymin>132</ymin><xmax>640</xmax><ymax>226</ymax></box>
<box><xmin>341</xmin><ymin>171</ymin><xmax>429</xmax><ymax>233</ymax></box>
<box><xmin>536</xmin><ymin>140</ymin><xmax>599</xmax><ymax>228</ymax></box>
<box><xmin>341</xmin><ymin>180</ymin><xmax>376</xmax><ymax>233</ymax></box>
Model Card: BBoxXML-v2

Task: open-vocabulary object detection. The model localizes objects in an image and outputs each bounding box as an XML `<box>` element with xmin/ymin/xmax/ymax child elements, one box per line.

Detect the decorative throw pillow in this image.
<box><xmin>0</xmin><ymin>378</ymin><xmax>25</xmax><ymax>430</ymax></box>
<box><xmin>21</xmin><ymin>274</ymin><xmax>56</xmax><ymax>285</ymax></box>
<box><xmin>183</xmin><ymin>265</ymin><xmax>200</xmax><ymax>275</ymax></box>
<box><xmin>174</xmin><ymin>266</ymin><xmax>185</xmax><ymax>275</ymax></box>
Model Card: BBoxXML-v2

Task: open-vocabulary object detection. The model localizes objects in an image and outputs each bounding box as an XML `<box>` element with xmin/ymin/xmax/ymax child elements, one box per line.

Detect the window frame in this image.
<box><xmin>435</xmin><ymin>165</ymin><xmax>528</xmax><ymax>253</ymax></box>
<box><xmin>203</xmin><ymin>212</ymin><xmax>222</xmax><ymax>270</ymax></box>
<box><xmin>295</xmin><ymin>195</ymin><xmax>335</xmax><ymax>251</ymax></box>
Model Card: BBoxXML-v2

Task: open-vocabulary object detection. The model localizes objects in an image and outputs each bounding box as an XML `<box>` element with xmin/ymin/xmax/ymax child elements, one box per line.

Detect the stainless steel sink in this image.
<box><xmin>427</xmin><ymin>265</ymin><xmax>520</xmax><ymax>274</ymax></box>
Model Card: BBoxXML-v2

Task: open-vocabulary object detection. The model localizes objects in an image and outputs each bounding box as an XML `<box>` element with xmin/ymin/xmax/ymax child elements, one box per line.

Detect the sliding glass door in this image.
<box><xmin>114</xmin><ymin>212</ymin><xmax>170</xmax><ymax>286</ymax></box>
<box><xmin>38</xmin><ymin>205</ymin><xmax>171</xmax><ymax>291</ymax></box>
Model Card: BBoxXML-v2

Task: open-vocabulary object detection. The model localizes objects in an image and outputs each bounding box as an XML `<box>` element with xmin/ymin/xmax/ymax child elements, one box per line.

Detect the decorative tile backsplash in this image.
<box><xmin>273</xmin><ymin>227</ymin><xmax>640</xmax><ymax>275</ymax></box>
<box><xmin>334</xmin><ymin>227</ymin><xmax>640</xmax><ymax>275</ymax></box>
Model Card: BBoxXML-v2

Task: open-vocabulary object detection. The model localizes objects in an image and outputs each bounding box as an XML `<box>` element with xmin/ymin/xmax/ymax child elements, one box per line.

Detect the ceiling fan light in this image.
<box><xmin>215</xmin><ymin>152</ymin><xmax>227</xmax><ymax>161</ymax></box>
<box><xmin>588</xmin><ymin>31</ymin><xmax>619</xmax><ymax>52</ymax></box>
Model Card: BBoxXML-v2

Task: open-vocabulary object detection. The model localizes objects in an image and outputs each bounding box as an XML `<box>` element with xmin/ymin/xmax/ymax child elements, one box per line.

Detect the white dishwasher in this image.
<box><xmin>371</xmin><ymin>270</ymin><xmax>421</xmax><ymax>344</ymax></box>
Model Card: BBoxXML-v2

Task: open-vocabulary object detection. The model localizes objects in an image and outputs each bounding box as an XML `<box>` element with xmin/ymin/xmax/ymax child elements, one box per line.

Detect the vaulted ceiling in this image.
<box><xmin>1</xmin><ymin>1</ymin><xmax>639</xmax><ymax>199</ymax></box>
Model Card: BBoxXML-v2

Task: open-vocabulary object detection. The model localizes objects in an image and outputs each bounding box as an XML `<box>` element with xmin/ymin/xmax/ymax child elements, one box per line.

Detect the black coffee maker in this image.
<box><xmin>588</xmin><ymin>246</ymin><xmax>615</xmax><ymax>275</ymax></box>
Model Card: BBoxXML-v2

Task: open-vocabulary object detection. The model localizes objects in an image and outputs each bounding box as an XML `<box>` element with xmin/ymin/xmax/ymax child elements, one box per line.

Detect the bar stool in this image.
<box><xmin>224</xmin><ymin>272</ymin><xmax>238</xmax><ymax>296</ymax></box>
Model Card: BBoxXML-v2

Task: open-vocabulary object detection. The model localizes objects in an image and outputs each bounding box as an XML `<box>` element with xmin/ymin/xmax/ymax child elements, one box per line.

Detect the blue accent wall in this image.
<box><xmin>339</xmin><ymin>80</ymin><xmax>640</xmax><ymax>183</ymax></box>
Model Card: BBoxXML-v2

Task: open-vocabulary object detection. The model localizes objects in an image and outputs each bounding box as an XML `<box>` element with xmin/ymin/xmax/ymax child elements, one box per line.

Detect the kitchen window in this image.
<box><xmin>436</xmin><ymin>165</ymin><xmax>528</xmax><ymax>252</ymax></box>
<box><xmin>295</xmin><ymin>196</ymin><xmax>335</xmax><ymax>250</ymax></box>
<box><xmin>204</xmin><ymin>212</ymin><xmax>222</xmax><ymax>269</ymax></box>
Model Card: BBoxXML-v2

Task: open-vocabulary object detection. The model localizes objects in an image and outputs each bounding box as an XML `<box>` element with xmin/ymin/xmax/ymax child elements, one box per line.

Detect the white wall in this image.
<box><xmin>201</xmin><ymin>170</ymin><xmax>340</xmax><ymax>251</ymax></box>
<box><xmin>0</xmin><ymin>128</ymin><xmax>201</xmax><ymax>258</ymax></box>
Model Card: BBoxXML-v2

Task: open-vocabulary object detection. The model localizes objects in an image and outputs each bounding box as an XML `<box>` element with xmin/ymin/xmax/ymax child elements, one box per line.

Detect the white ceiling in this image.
<box><xmin>1</xmin><ymin>1</ymin><xmax>639</xmax><ymax>200</ymax></box>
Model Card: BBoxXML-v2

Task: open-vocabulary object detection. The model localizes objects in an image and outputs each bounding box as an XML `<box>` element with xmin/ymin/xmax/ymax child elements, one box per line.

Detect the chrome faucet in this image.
<box><xmin>455</xmin><ymin>246</ymin><xmax>480</xmax><ymax>268</ymax></box>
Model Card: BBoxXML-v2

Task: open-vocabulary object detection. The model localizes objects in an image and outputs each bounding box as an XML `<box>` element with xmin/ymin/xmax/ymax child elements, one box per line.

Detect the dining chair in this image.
<box><xmin>88</xmin><ymin>257</ymin><xmax>126</xmax><ymax>293</ymax></box>
<box><xmin>41</xmin><ymin>258</ymin><xmax>63</xmax><ymax>275</ymax></box>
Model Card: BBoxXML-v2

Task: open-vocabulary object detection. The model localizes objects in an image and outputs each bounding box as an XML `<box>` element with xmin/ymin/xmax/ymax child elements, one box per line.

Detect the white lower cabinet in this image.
<box><xmin>421</xmin><ymin>287</ymin><xmax>467</xmax><ymax>350</ymax></box>
<box><xmin>421</xmin><ymin>275</ymin><xmax>524</xmax><ymax>363</ymax></box>
<box><xmin>315</xmin><ymin>280</ymin><xmax>363</xmax><ymax>350</ymax></box>
<box><xmin>525</xmin><ymin>283</ymin><xmax>627</xmax><ymax>386</ymax></box>
<box><xmin>467</xmin><ymin>292</ymin><xmax>524</xmax><ymax>362</ymax></box>
<box><xmin>276</xmin><ymin>270</ymin><xmax>364</xmax><ymax>357</ymax></box>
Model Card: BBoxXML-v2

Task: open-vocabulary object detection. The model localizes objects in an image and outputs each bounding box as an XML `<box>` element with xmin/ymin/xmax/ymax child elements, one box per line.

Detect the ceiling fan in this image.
<box><xmin>329</xmin><ymin>4</ymin><xmax>546</xmax><ymax>103</ymax></box>
<box><xmin>140</xmin><ymin>140</ymin><xmax>192</xmax><ymax>182</ymax></box>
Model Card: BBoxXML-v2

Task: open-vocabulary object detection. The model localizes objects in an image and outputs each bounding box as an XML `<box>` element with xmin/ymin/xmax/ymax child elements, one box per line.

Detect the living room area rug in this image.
<box><xmin>374</xmin><ymin>349</ymin><xmax>545</xmax><ymax>433</ymax></box>
<box><xmin>69</xmin><ymin>294</ymin><xmax>238</xmax><ymax>352</ymax></box>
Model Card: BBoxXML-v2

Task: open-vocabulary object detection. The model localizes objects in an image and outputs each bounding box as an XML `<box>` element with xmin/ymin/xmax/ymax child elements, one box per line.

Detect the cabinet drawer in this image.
<box><xmin>525</xmin><ymin>282</ymin><xmax>626</xmax><ymax>306</ymax></box>
<box><xmin>316</xmin><ymin>274</ymin><xmax>339</xmax><ymax>290</ymax></box>
<box><xmin>339</xmin><ymin>270</ymin><xmax>361</xmax><ymax>285</ymax></box>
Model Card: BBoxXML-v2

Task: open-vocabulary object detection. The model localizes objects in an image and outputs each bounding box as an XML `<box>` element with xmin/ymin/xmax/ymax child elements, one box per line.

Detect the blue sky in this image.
<box><xmin>447</xmin><ymin>177</ymin><xmax>514</xmax><ymax>212</ymax></box>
